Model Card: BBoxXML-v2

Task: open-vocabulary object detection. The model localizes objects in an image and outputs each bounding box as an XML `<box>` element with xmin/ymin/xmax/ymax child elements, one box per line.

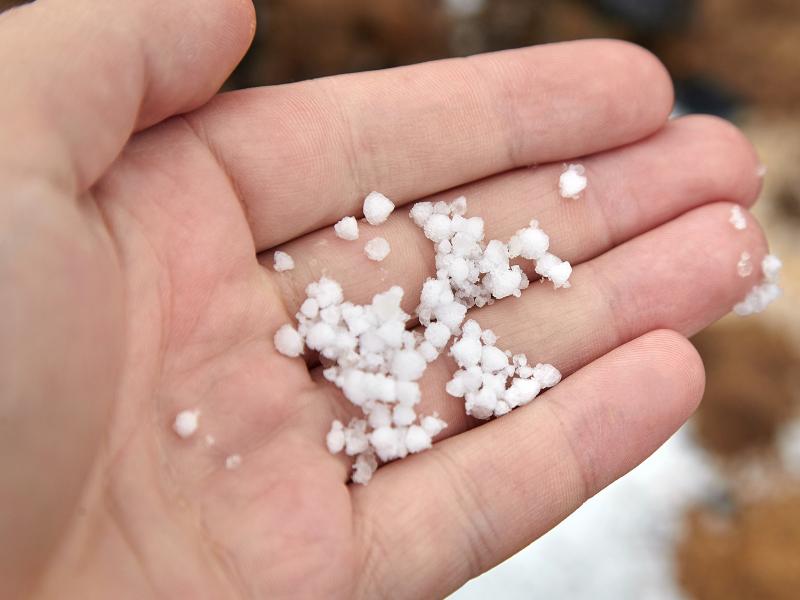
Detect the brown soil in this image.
<box><xmin>677</xmin><ymin>488</ymin><xmax>800</xmax><ymax>600</ymax></box>
<box><xmin>691</xmin><ymin>321</ymin><xmax>800</xmax><ymax>457</ymax></box>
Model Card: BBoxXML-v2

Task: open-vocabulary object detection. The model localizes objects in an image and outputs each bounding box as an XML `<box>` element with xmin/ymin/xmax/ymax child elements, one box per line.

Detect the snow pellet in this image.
<box><xmin>365</xmin><ymin>237</ymin><xmax>391</xmax><ymax>261</ymax></box>
<box><xmin>733</xmin><ymin>253</ymin><xmax>783</xmax><ymax>316</ymax></box>
<box><xmin>326</xmin><ymin>420</ymin><xmax>346</xmax><ymax>454</ymax></box>
<box><xmin>762</xmin><ymin>254</ymin><xmax>782</xmax><ymax>282</ymax></box>
<box><xmin>173</xmin><ymin>409</ymin><xmax>200</xmax><ymax>439</ymax></box>
<box><xmin>274</xmin><ymin>324</ymin><xmax>304</xmax><ymax>357</ymax></box>
<box><xmin>729</xmin><ymin>205</ymin><xmax>747</xmax><ymax>230</ymax></box>
<box><xmin>363</xmin><ymin>191</ymin><xmax>395</xmax><ymax>225</ymax></box>
<box><xmin>273</xmin><ymin>250</ymin><xmax>295</xmax><ymax>272</ymax></box>
<box><xmin>559</xmin><ymin>164</ymin><xmax>587</xmax><ymax>199</ymax></box>
<box><xmin>334</xmin><ymin>216</ymin><xmax>359</xmax><ymax>240</ymax></box>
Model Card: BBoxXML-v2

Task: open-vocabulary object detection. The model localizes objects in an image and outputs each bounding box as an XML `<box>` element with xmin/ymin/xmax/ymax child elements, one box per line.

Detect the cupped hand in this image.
<box><xmin>0</xmin><ymin>1</ymin><xmax>767</xmax><ymax>598</ymax></box>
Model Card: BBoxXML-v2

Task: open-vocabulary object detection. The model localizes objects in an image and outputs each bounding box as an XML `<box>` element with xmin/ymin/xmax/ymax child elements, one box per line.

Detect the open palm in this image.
<box><xmin>0</xmin><ymin>1</ymin><xmax>768</xmax><ymax>598</ymax></box>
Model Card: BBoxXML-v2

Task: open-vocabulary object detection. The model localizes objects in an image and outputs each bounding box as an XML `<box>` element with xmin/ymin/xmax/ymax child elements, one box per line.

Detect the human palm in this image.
<box><xmin>0</xmin><ymin>1</ymin><xmax>768</xmax><ymax>599</ymax></box>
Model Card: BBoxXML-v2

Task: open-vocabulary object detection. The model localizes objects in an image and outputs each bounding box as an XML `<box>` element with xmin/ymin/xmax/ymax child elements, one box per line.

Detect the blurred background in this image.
<box><xmin>3</xmin><ymin>0</ymin><xmax>798</xmax><ymax>598</ymax></box>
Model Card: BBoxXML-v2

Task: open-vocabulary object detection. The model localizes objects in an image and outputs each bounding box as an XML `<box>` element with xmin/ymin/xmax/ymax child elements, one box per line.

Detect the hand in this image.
<box><xmin>0</xmin><ymin>1</ymin><xmax>767</xmax><ymax>598</ymax></box>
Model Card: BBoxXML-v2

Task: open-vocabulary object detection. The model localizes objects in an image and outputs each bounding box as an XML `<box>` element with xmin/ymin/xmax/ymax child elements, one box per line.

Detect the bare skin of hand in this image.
<box><xmin>0</xmin><ymin>1</ymin><xmax>767</xmax><ymax>598</ymax></box>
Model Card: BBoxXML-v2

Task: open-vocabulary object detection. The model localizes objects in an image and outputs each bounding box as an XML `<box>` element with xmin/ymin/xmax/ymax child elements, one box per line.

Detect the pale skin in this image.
<box><xmin>0</xmin><ymin>0</ymin><xmax>768</xmax><ymax>598</ymax></box>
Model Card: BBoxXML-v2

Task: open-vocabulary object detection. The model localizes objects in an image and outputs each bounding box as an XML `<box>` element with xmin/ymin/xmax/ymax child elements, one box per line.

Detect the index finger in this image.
<box><xmin>186</xmin><ymin>39</ymin><xmax>674</xmax><ymax>250</ymax></box>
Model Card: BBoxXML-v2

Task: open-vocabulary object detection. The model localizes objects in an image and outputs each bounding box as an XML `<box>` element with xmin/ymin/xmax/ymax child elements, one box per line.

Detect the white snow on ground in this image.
<box><xmin>452</xmin><ymin>425</ymin><xmax>723</xmax><ymax>600</ymax></box>
<box><xmin>777</xmin><ymin>418</ymin><xmax>800</xmax><ymax>477</ymax></box>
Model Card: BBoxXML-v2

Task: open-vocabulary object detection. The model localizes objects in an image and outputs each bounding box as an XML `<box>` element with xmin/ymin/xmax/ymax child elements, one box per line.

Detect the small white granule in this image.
<box><xmin>365</xmin><ymin>237</ymin><xmax>391</xmax><ymax>261</ymax></box>
<box><xmin>225</xmin><ymin>454</ymin><xmax>242</xmax><ymax>470</ymax></box>
<box><xmin>733</xmin><ymin>253</ymin><xmax>783</xmax><ymax>316</ymax></box>
<box><xmin>762</xmin><ymin>254</ymin><xmax>782</xmax><ymax>283</ymax></box>
<box><xmin>405</xmin><ymin>425</ymin><xmax>432</xmax><ymax>453</ymax></box>
<box><xmin>559</xmin><ymin>164</ymin><xmax>587</xmax><ymax>199</ymax></box>
<box><xmin>508</xmin><ymin>220</ymin><xmax>549</xmax><ymax>260</ymax></box>
<box><xmin>326</xmin><ymin>420</ymin><xmax>346</xmax><ymax>454</ymax></box>
<box><xmin>352</xmin><ymin>451</ymin><xmax>378</xmax><ymax>485</ymax></box>
<box><xmin>273</xmin><ymin>251</ymin><xmax>295</xmax><ymax>272</ymax></box>
<box><xmin>173</xmin><ymin>409</ymin><xmax>200</xmax><ymax>439</ymax></box>
<box><xmin>204</xmin><ymin>434</ymin><xmax>216</xmax><ymax>447</ymax></box>
<box><xmin>390</xmin><ymin>350</ymin><xmax>427</xmax><ymax>381</ymax></box>
<box><xmin>410</xmin><ymin>201</ymin><xmax>434</xmax><ymax>227</ymax></box>
<box><xmin>334</xmin><ymin>216</ymin><xmax>359</xmax><ymax>240</ymax></box>
<box><xmin>421</xmin><ymin>414</ymin><xmax>447</xmax><ymax>437</ymax></box>
<box><xmin>756</xmin><ymin>164</ymin><xmax>767</xmax><ymax>178</ymax></box>
<box><xmin>736</xmin><ymin>251</ymin><xmax>753</xmax><ymax>277</ymax></box>
<box><xmin>729</xmin><ymin>206</ymin><xmax>747</xmax><ymax>230</ymax></box>
<box><xmin>363</xmin><ymin>191</ymin><xmax>395</xmax><ymax>225</ymax></box>
<box><xmin>273</xmin><ymin>324</ymin><xmax>304</xmax><ymax>357</ymax></box>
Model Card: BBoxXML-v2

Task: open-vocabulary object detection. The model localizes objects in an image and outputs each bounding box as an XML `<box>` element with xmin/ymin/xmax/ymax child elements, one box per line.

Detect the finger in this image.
<box><xmin>0</xmin><ymin>0</ymin><xmax>255</xmax><ymax>193</ymax></box>
<box><xmin>350</xmin><ymin>329</ymin><xmax>705</xmax><ymax>599</ymax></box>
<box><xmin>271</xmin><ymin>114</ymin><xmax>762</xmax><ymax>327</ymax></box>
<box><xmin>316</xmin><ymin>201</ymin><xmax>768</xmax><ymax>437</ymax></box>
<box><xmin>188</xmin><ymin>39</ymin><xmax>674</xmax><ymax>249</ymax></box>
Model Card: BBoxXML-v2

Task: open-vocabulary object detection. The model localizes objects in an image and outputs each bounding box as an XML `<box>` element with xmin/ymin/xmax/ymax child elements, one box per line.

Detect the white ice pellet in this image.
<box><xmin>345</xmin><ymin>420</ymin><xmax>370</xmax><ymax>456</ymax></box>
<box><xmin>273</xmin><ymin>324</ymin><xmax>304</xmax><ymax>357</ymax></box>
<box><xmin>300</xmin><ymin>298</ymin><xmax>319</xmax><ymax>319</ymax></box>
<box><xmin>334</xmin><ymin>216</ymin><xmax>360</xmax><ymax>240</ymax></box>
<box><xmin>466</xmin><ymin>387</ymin><xmax>498</xmax><ymax>419</ymax></box>
<box><xmin>729</xmin><ymin>206</ymin><xmax>747</xmax><ymax>230</ymax></box>
<box><xmin>307</xmin><ymin>277</ymin><xmax>343</xmax><ymax>308</ymax></box>
<box><xmin>424</xmin><ymin>213</ymin><xmax>453</xmax><ymax>243</ymax></box>
<box><xmin>737</xmin><ymin>252</ymin><xmax>753</xmax><ymax>277</ymax></box>
<box><xmin>505</xmin><ymin>377</ymin><xmax>541</xmax><ymax>408</ymax></box>
<box><xmin>326</xmin><ymin>420</ymin><xmax>346</xmax><ymax>454</ymax></box>
<box><xmin>533</xmin><ymin>363</ymin><xmax>562</xmax><ymax>388</ymax></box>
<box><xmin>273</xmin><ymin>250</ymin><xmax>295</xmax><ymax>272</ymax></box>
<box><xmin>481</xmin><ymin>345</ymin><xmax>509</xmax><ymax>373</ymax></box>
<box><xmin>225</xmin><ymin>454</ymin><xmax>242</xmax><ymax>470</ymax></box>
<box><xmin>762</xmin><ymin>254</ymin><xmax>782</xmax><ymax>283</ymax></box>
<box><xmin>393</xmin><ymin>404</ymin><xmax>417</xmax><ymax>427</ymax></box>
<box><xmin>370</xmin><ymin>426</ymin><xmax>404</xmax><ymax>462</ymax></box>
<box><xmin>365</xmin><ymin>237</ymin><xmax>391</xmax><ymax>261</ymax></box>
<box><xmin>733</xmin><ymin>253</ymin><xmax>783</xmax><ymax>316</ymax></box>
<box><xmin>368</xmin><ymin>404</ymin><xmax>393</xmax><ymax>429</ymax></box>
<box><xmin>173</xmin><ymin>409</ymin><xmax>200</xmax><ymax>439</ymax></box>
<box><xmin>508</xmin><ymin>221</ymin><xmax>549</xmax><ymax>260</ymax></box>
<box><xmin>462</xmin><ymin>319</ymin><xmax>482</xmax><ymax>338</ymax></box>
<box><xmin>421</xmin><ymin>414</ymin><xmax>447</xmax><ymax>437</ymax></box>
<box><xmin>306</xmin><ymin>322</ymin><xmax>337</xmax><ymax>350</ymax></box>
<box><xmin>423</xmin><ymin>322</ymin><xmax>451</xmax><ymax>349</ymax></box>
<box><xmin>410</xmin><ymin>201</ymin><xmax>434</xmax><ymax>227</ymax></box>
<box><xmin>535</xmin><ymin>252</ymin><xmax>572</xmax><ymax>288</ymax></box>
<box><xmin>363</xmin><ymin>191</ymin><xmax>395</xmax><ymax>225</ymax></box>
<box><xmin>559</xmin><ymin>164</ymin><xmax>587</xmax><ymax>199</ymax></box>
<box><xmin>352</xmin><ymin>451</ymin><xmax>378</xmax><ymax>485</ymax></box>
<box><xmin>390</xmin><ymin>349</ymin><xmax>427</xmax><ymax>381</ymax></box>
<box><xmin>404</xmin><ymin>425</ymin><xmax>433</xmax><ymax>453</ymax></box>
<box><xmin>451</xmin><ymin>336</ymin><xmax>483</xmax><ymax>368</ymax></box>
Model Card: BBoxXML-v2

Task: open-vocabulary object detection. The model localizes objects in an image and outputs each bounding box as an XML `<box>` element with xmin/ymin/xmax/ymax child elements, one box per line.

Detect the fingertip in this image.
<box><xmin>591</xmin><ymin>39</ymin><xmax>675</xmax><ymax>129</ymax></box>
<box><xmin>673</xmin><ymin>115</ymin><xmax>764</xmax><ymax>206</ymax></box>
<box><xmin>137</xmin><ymin>0</ymin><xmax>257</xmax><ymax>127</ymax></box>
<box><xmin>639</xmin><ymin>328</ymin><xmax>706</xmax><ymax>415</ymax></box>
